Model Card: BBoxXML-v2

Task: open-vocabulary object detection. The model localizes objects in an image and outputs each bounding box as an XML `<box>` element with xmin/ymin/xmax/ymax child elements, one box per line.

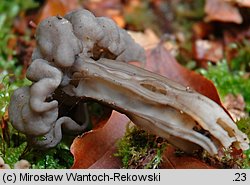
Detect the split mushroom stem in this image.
<box><xmin>63</xmin><ymin>56</ymin><xmax>249</xmax><ymax>155</ymax></box>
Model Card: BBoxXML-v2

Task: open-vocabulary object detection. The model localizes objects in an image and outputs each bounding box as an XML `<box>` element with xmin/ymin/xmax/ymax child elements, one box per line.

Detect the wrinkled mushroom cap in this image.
<box><xmin>34</xmin><ymin>16</ymin><xmax>83</xmax><ymax>67</ymax></box>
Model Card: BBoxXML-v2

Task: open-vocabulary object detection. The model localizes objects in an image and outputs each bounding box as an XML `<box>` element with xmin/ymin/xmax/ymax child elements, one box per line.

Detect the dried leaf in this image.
<box><xmin>71</xmin><ymin>111</ymin><xmax>129</xmax><ymax>169</ymax></box>
<box><xmin>1</xmin><ymin>115</ymin><xmax>10</xmax><ymax>147</ymax></box>
<box><xmin>160</xmin><ymin>146</ymin><xmax>214</xmax><ymax>169</ymax></box>
<box><xmin>128</xmin><ymin>29</ymin><xmax>160</xmax><ymax>49</ymax></box>
<box><xmin>205</xmin><ymin>0</ymin><xmax>242</xmax><ymax>24</ymax></box>
<box><xmin>88</xmin><ymin>146</ymin><xmax>122</xmax><ymax>169</ymax></box>
<box><xmin>145</xmin><ymin>43</ymin><xmax>223</xmax><ymax>106</ymax></box>
<box><xmin>223</xmin><ymin>94</ymin><xmax>247</xmax><ymax>121</ymax></box>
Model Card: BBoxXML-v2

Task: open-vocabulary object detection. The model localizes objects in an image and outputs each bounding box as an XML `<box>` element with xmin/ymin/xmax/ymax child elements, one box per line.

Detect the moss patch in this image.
<box><xmin>199</xmin><ymin>60</ymin><xmax>250</xmax><ymax>112</ymax></box>
<box><xmin>115</xmin><ymin>123</ymin><xmax>167</xmax><ymax>169</ymax></box>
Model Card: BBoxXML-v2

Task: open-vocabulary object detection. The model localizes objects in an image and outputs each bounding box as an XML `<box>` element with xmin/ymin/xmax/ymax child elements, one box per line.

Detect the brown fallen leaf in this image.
<box><xmin>88</xmin><ymin>146</ymin><xmax>122</xmax><ymax>169</ymax></box>
<box><xmin>145</xmin><ymin>43</ymin><xmax>223</xmax><ymax>107</ymax></box>
<box><xmin>71</xmin><ymin>111</ymin><xmax>129</xmax><ymax>169</ymax></box>
<box><xmin>15</xmin><ymin>38</ymin><xmax>36</xmax><ymax>76</ymax></box>
<box><xmin>160</xmin><ymin>145</ymin><xmax>214</xmax><ymax>169</ymax></box>
<box><xmin>128</xmin><ymin>29</ymin><xmax>160</xmax><ymax>49</ymax></box>
<box><xmin>223</xmin><ymin>94</ymin><xmax>247</xmax><ymax>121</ymax></box>
<box><xmin>36</xmin><ymin>0</ymin><xmax>80</xmax><ymax>24</ymax></box>
<box><xmin>1</xmin><ymin>115</ymin><xmax>10</xmax><ymax>147</ymax></box>
<box><xmin>205</xmin><ymin>0</ymin><xmax>243</xmax><ymax>24</ymax></box>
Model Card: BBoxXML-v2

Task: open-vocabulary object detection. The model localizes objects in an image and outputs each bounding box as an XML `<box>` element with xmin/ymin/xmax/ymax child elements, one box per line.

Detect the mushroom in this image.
<box><xmin>0</xmin><ymin>157</ymin><xmax>10</xmax><ymax>169</ymax></box>
<box><xmin>9</xmin><ymin>86</ymin><xmax>89</xmax><ymax>148</ymax></box>
<box><xmin>14</xmin><ymin>160</ymin><xmax>31</xmax><ymax>169</ymax></box>
<box><xmin>8</xmin><ymin>9</ymin><xmax>249</xmax><ymax>155</ymax></box>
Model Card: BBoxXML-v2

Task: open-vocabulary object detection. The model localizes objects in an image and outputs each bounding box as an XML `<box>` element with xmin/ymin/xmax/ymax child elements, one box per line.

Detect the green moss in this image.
<box><xmin>0</xmin><ymin>0</ymin><xmax>38</xmax><ymax>58</ymax></box>
<box><xmin>237</xmin><ymin>117</ymin><xmax>250</xmax><ymax>138</ymax></box>
<box><xmin>230</xmin><ymin>40</ymin><xmax>250</xmax><ymax>72</ymax></box>
<box><xmin>27</xmin><ymin>143</ymin><xmax>74</xmax><ymax>169</ymax></box>
<box><xmin>0</xmin><ymin>55</ymin><xmax>71</xmax><ymax>170</ymax></box>
<box><xmin>236</xmin><ymin>117</ymin><xmax>250</xmax><ymax>168</ymax></box>
<box><xmin>0</xmin><ymin>74</ymin><xmax>31</xmax><ymax>167</ymax></box>
<box><xmin>199</xmin><ymin>60</ymin><xmax>250</xmax><ymax>112</ymax></box>
<box><xmin>0</xmin><ymin>74</ymin><xmax>31</xmax><ymax>116</ymax></box>
<box><xmin>0</xmin><ymin>142</ymin><xmax>27</xmax><ymax>168</ymax></box>
<box><xmin>124</xmin><ymin>0</ymin><xmax>159</xmax><ymax>33</ymax></box>
<box><xmin>199</xmin><ymin>61</ymin><xmax>250</xmax><ymax>168</ymax></box>
<box><xmin>115</xmin><ymin>124</ymin><xmax>167</xmax><ymax>169</ymax></box>
<box><xmin>243</xmin><ymin>149</ymin><xmax>250</xmax><ymax>169</ymax></box>
<box><xmin>0</xmin><ymin>0</ymin><xmax>36</xmax><ymax>116</ymax></box>
<box><xmin>0</xmin><ymin>114</ymin><xmax>73</xmax><ymax>169</ymax></box>
<box><xmin>172</xmin><ymin>0</ymin><xmax>205</xmax><ymax>33</ymax></box>
<box><xmin>172</xmin><ymin>0</ymin><xmax>205</xmax><ymax>66</ymax></box>
<box><xmin>194</xmin><ymin>146</ymin><xmax>245</xmax><ymax>169</ymax></box>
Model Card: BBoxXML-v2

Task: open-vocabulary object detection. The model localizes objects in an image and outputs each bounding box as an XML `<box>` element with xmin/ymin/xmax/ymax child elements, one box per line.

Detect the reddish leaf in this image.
<box><xmin>13</xmin><ymin>16</ymin><xmax>29</xmax><ymax>36</ymax></box>
<box><xmin>160</xmin><ymin>146</ymin><xmax>214</xmax><ymax>169</ymax></box>
<box><xmin>88</xmin><ymin>146</ymin><xmax>122</xmax><ymax>169</ymax></box>
<box><xmin>36</xmin><ymin>0</ymin><xmax>80</xmax><ymax>24</ymax></box>
<box><xmin>71</xmin><ymin>111</ymin><xmax>129</xmax><ymax>169</ymax></box>
<box><xmin>145</xmin><ymin>44</ymin><xmax>223</xmax><ymax>107</ymax></box>
<box><xmin>15</xmin><ymin>38</ymin><xmax>36</xmax><ymax>76</ymax></box>
<box><xmin>0</xmin><ymin>111</ymin><xmax>11</xmax><ymax>146</ymax></box>
<box><xmin>205</xmin><ymin>0</ymin><xmax>242</xmax><ymax>24</ymax></box>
